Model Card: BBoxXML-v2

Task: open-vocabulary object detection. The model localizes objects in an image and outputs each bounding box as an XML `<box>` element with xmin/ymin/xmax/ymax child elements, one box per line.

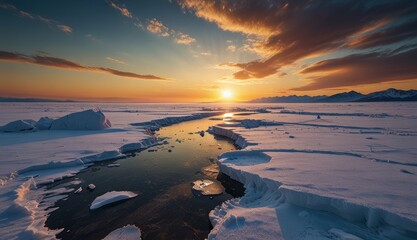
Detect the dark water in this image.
<box><xmin>45</xmin><ymin>116</ymin><xmax>244</xmax><ymax>240</ymax></box>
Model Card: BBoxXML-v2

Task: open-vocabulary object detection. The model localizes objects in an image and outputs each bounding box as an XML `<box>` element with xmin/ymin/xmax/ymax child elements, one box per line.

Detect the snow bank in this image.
<box><xmin>131</xmin><ymin>112</ymin><xmax>220</xmax><ymax>129</ymax></box>
<box><xmin>0</xmin><ymin>109</ymin><xmax>111</xmax><ymax>132</ymax></box>
<box><xmin>103</xmin><ymin>225</ymin><xmax>141</xmax><ymax>240</ymax></box>
<box><xmin>0</xmin><ymin>119</ymin><xmax>36</xmax><ymax>132</ymax></box>
<box><xmin>90</xmin><ymin>191</ymin><xmax>138</xmax><ymax>210</ymax></box>
<box><xmin>50</xmin><ymin>109</ymin><xmax>111</xmax><ymax>130</ymax></box>
<box><xmin>119</xmin><ymin>138</ymin><xmax>159</xmax><ymax>153</ymax></box>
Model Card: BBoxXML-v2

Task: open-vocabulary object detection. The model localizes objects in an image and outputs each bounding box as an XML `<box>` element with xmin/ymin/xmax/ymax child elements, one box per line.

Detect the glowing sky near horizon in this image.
<box><xmin>1</xmin><ymin>0</ymin><xmax>416</xmax><ymax>102</ymax></box>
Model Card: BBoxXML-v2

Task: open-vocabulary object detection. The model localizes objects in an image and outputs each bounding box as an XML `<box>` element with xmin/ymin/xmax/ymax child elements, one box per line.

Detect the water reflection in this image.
<box><xmin>45</xmin><ymin>115</ymin><xmax>244</xmax><ymax>240</ymax></box>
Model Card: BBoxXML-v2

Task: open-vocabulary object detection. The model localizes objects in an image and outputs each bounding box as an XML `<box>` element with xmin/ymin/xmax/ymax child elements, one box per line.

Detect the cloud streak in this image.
<box><xmin>0</xmin><ymin>51</ymin><xmax>168</xmax><ymax>81</ymax></box>
<box><xmin>105</xmin><ymin>1</ymin><xmax>196</xmax><ymax>45</ymax></box>
<box><xmin>293</xmin><ymin>47</ymin><xmax>417</xmax><ymax>91</ymax></box>
<box><xmin>179</xmin><ymin>0</ymin><xmax>417</xmax><ymax>86</ymax></box>
<box><xmin>1</xmin><ymin>3</ymin><xmax>72</xmax><ymax>33</ymax></box>
<box><xmin>107</xmin><ymin>0</ymin><xmax>132</xmax><ymax>18</ymax></box>
<box><xmin>147</xmin><ymin>19</ymin><xmax>171</xmax><ymax>37</ymax></box>
<box><xmin>106</xmin><ymin>57</ymin><xmax>127</xmax><ymax>65</ymax></box>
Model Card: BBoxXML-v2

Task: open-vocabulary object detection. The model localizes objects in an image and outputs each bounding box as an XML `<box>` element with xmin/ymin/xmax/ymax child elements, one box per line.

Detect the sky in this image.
<box><xmin>1</xmin><ymin>0</ymin><xmax>417</xmax><ymax>102</ymax></box>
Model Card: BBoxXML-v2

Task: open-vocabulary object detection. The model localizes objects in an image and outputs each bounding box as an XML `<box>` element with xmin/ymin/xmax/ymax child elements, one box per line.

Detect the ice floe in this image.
<box><xmin>193</xmin><ymin>180</ymin><xmax>224</xmax><ymax>196</ymax></box>
<box><xmin>103</xmin><ymin>225</ymin><xmax>141</xmax><ymax>240</ymax></box>
<box><xmin>90</xmin><ymin>191</ymin><xmax>138</xmax><ymax>210</ymax></box>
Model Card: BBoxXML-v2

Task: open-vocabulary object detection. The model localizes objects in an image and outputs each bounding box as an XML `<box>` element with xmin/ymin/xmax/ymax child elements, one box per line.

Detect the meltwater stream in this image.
<box><xmin>45</xmin><ymin>116</ymin><xmax>244</xmax><ymax>240</ymax></box>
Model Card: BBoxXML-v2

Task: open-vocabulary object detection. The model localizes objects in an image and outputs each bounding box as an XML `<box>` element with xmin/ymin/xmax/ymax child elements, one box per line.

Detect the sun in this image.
<box><xmin>221</xmin><ymin>89</ymin><xmax>233</xmax><ymax>99</ymax></box>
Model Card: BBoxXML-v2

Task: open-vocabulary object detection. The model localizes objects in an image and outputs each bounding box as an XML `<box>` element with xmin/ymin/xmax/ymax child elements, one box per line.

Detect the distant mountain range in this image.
<box><xmin>250</xmin><ymin>88</ymin><xmax>417</xmax><ymax>103</ymax></box>
<box><xmin>0</xmin><ymin>97</ymin><xmax>76</xmax><ymax>102</ymax></box>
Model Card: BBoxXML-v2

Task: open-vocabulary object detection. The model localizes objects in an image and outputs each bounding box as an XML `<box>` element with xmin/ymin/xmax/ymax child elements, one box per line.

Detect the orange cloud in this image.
<box><xmin>145</xmin><ymin>18</ymin><xmax>196</xmax><ymax>45</ymax></box>
<box><xmin>0</xmin><ymin>51</ymin><xmax>168</xmax><ymax>81</ymax></box>
<box><xmin>227</xmin><ymin>44</ymin><xmax>236</xmax><ymax>52</ymax></box>
<box><xmin>180</xmin><ymin>0</ymin><xmax>417</xmax><ymax>84</ymax></box>
<box><xmin>147</xmin><ymin>19</ymin><xmax>170</xmax><ymax>37</ymax></box>
<box><xmin>107</xmin><ymin>0</ymin><xmax>132</xmax><ymax>18</ymax></box>
<box><xmin>174</xmin><ymin>32</ymin><xmax>196</xmax><ymax>45</ymax></box>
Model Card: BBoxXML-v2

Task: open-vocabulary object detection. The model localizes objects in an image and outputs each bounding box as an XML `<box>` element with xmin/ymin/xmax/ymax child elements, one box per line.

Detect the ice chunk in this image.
<box><xmin>240</xmin><ymin>119</ymin><xmax>261</xmax><ymax>129</ymax></box>
<box><xmin>107</xmin><ymin>163</ymin><xmax>120</xmax><ymax>168</ymax></box>
<box><xmin>0</xmin><ymin>119</ymin><xmax>36</xmax><ymax>132</ymax></box>
<box><xmin>90</xmin><ymin>191</ymin><xmax>137</xmax><ymax>210</ymax></box>
<box><xmin>35</xmin><ymin>117</ymin><xmax>53</xmax><ymax>130</ymax></box>
<box><xmin>50</xmin><ymin>109</ymin><xmax>111</xmax><ymax>130</ymax></box>
<box><xmin>74</xmin><ymin>187</ymin><xmax>82</xmax><ymax>193</ymax></box>
<box><xmin>202</xmin><ymin>164</ymin><xmax>220</xmax><ymax>178</ymax></box>
<box><xmin>88</xmin><ymin>184</ymin><xmax>96</xmax><ymax>190</ymax></box>
<box><xmin>120</xmin><ymin>143</ymin><xmax>143</xmax><ymax>153</ymax></box>
<box><xmin>103</xmin><ymin>225</ymin><xmax>141</xmax><ymax>240</ymax></box>
<box><xmin>193</xmin><ymin>180</ymin><xmax>224</xmax><ymax>196</ymax></box>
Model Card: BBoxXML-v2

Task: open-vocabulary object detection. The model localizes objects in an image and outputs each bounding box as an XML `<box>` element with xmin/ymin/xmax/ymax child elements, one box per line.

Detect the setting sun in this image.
<box><xmin>221</xmin><ymin>89</ymin><xmax>233</xmax><ymax>99</ymax></box>
<box><xmin>0</xmin><ymin>1</ymin><xmax>416</xmax><ymax>239</ymax></box>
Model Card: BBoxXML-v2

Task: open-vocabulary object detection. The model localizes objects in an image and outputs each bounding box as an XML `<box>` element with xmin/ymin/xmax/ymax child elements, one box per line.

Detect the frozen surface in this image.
<box><xmin>1</xmin><ymin>102</ymin><xmax>416</xmax><ymax>239</ymax></box>
<box><xmin>90</xmin><ymin>191</ymin><xmax>138</xmax><ymax>210</ymax></box>
<box><xmin>210</xmin><ymin>102</ymin><xmax>417</xmax><ymax>240</ymax></box>
<box><xmin>0</xmin><ymin>102</ymin><xmax>226</xmax><ymax>239</ymax></box>
<box><xmin>102</xmin><ymin>224</ymin><xmax>142</xmax><ymax>240</ymax></box>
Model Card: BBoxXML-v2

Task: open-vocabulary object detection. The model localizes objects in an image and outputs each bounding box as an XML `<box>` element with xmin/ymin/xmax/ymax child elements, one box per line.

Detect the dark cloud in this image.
<box><xmin>0</xmin><ymin>51</ymin><xmax>168</xmax><ymax>81</ymax></box>
<box><xmin>349</xmin><ymin>18</ymin><xmax>417</xmax><ymax>49</ymax></box>
<box><xmin>293</xmin><ymin>47</ymin><xmax>417</xmax><ymax>91</ymax></box>
<box><xmin>180</xmin><ymin>0</ymin><xmax>417</xmax><ymax>82</ymax></box>
<box><xmin>1</xmin><ymin>3</ymin><xmax>72</xmax><ymax>33</ymax></box>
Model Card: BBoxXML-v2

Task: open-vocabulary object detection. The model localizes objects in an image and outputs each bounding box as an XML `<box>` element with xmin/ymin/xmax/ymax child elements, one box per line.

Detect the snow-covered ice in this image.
<box><xmin>209</xmin><ymin>102</ymin><xmax>417</xmax><ymax>239</ymax></box>
<box><xmin>50</xmin><ymin>109</ymin><xmax>111</xmax><ymax>130</ymax></box>
<box><xmin>0</xmin><ymin>102</ymin><xmax>416</xmax><ymax>239</ymax></box>
<box><xmin>0</xmin><ymin>102</ymin><xmax>219</xmax><ymax>239</ymax></box>
<box><xmin>0</xmin><ymin>119</ymin><xmax>36</xmax><ymax>132</ymax></box>
<box><xmin>102</xmin><ymin>224</ymin><xmax>141</xmax><ymax>240</ymax></box>
<box><xmin>90</xmin><ymin>191</ymin><xmax>138</xmax><ymax>210</ymax></box>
